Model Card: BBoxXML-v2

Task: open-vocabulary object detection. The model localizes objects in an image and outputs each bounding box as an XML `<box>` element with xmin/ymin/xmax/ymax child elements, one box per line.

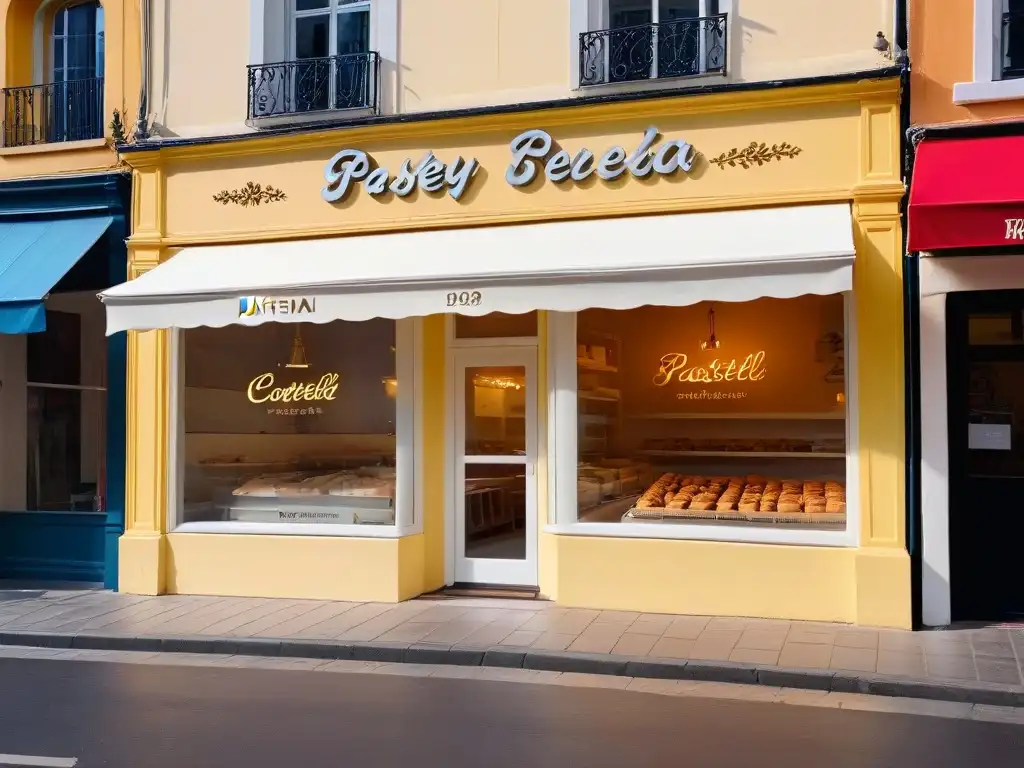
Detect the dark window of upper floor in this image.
<box><xmin>1</xmin><ymin>1</ymin><xmax>105</xmax><ymax>148</ymax></box>
<box><xmin>1003</xmin><ymin>0</ymin><xmax>1024</xmax><ymax>79</ymax></box>
<box><xmin>580</xmin><ymin>0</ymin><xmax>726</xmax><ymax>88</ymax></box>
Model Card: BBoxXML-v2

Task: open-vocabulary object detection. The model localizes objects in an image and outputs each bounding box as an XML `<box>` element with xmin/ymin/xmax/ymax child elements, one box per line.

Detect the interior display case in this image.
<box><xmin>575</xmin><ymin>295</ymin><xmax>850</xmax><ymax>529</ymax></box>
<box><xmin>178</xmin><ymin>318</ymin><xmax>401</xmax><ymax>529</ymax></box>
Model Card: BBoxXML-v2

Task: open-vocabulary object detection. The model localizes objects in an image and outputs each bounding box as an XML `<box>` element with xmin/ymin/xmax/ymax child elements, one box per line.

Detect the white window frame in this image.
<box><xmin>288</xmin><ymin>0</ymin><xmax>370</xmax><ymax>62</ymax></box>
<box><xmin>570</xmin><ymin>0</ymin><xmax>731</xmax><ymax>92</ymax></box>
<box><xmin>168</xmin><ymin>317</ymin><xmax>423</xmax><ymax>538</ymax></box>
<box><xmin>544</xmin><ymin>299</ymin><xmax>861</xmax><ymax>548</ymax></box>
<box><xmin>954</xmin><ymin>0</ymin><xmax>1024</xmax><ymax>104</ymax></box>
<box><xmin>249</xmin><ymin>0</ymin><xmax>398</xmax><ymax>118</ymax></box>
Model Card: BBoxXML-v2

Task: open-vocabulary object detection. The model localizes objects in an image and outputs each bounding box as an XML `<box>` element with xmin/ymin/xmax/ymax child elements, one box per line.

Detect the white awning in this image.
<box><xmin>101</xmin><ymin>203</ymin><xmax>855</xmax><ymax>334</ymax></box>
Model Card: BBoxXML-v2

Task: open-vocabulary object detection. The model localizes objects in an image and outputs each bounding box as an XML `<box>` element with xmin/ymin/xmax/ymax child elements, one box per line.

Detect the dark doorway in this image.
<box><xmin>947</xmin><ymin>290</ymin><xmax>1024</xmax><ymax>621</ymax></box>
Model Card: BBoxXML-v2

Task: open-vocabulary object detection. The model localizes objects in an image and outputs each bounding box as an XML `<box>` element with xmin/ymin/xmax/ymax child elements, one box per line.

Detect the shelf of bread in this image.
<box><xmin>640</xmin><ymin>450</ymin><xmax>845</xmax><ymax>459</ymax></box>
<box><xmin>625</xmin><ymin>472</ymin><xmax>846</xmax><ymax>526</ymax></box>
<box><xmin>639</xmin><ymin>436</ymin><xmax>844</xmax><ymax>459</ymax></box>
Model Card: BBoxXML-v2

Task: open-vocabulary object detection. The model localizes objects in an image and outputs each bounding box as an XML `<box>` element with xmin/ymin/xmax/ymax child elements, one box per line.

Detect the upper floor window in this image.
<box><xmin>247</xmin><ymin>0</ymin><xmax>379</xmax><ymax>122</ymax></box>
<box><xmin>1003</xmin><ymin>0</ymin><xmax>1024</xmax><ymax>79</ymax></box>
<box><xmin>955</xmin><ymin>0</ymin><xmax>1024</xmax><ymax>103</ymax></box>
<box><xmin>580</xmin><ymin>0</ymin><xmax>726</xmax><ymax>88</ymax></box>
<box><xmin>1</xmin><ymin>1</ymin><xmax>104</xmax><ymax>147</ymax></box>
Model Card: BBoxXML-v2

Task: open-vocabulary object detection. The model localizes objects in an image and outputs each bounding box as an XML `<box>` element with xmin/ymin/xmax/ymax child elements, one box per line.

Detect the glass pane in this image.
<box><xmin>295</xmin><ymin>15</ymin><xmax>330</xmax><ymax>59</ymax></box>
<box><xmin>969</xmin><ymin>313</ymin><xmax>1023</xmax><ymax>345</ymax></box>
<box><xmin>659</xmin><ymin>0</ymin><xmax>700</xmax><ymax>19</ymax></box>
<box><xmin>27</xmin><ymin>387</ymin><xmax>83</xmax><ymax>511</ymax></box>
<box><xmin>296</xmin><ymin>0</ymin><xmax>330</xmax><ymax>10</ymax></box>
<box><xmin>966</xmin><ymin>360</ymin><xmax>1024</xmax><ymax>477</ymax></box>
<box><xmin>65</xmin><ymin>2</ymin><xmax>98</xmax><ymax>78</ymax></box>
<box><xmin>454</xmin><ymin>312</ymin><xmax>538</xmax><ymax>339</ymax></box>
<box><xmin>181</xmin><ymin>320</ymin><xmax>398</xmax><ymax>526</ymax></box>
<box><xmin>577</xmin><ymin>297</ymin><xmax>848</xmax><ymax>529</ymax></box>
<box><xmin>465</xmin><ymin>366</ymin><xmax>527</xmax><ymax>456</ymax></box>
<box><xmin>336</xmin><ymin>8</ymin><xmax>370</xmax><ymax>54</ymax></box>
<box><xmin>464</xmin><ymin>464</ymin><xmax>526</xmax><ymax>560</ymax></box>
<box><xmin>609</xmin><ymin>0</ymin><xmax>652</xmax><ymax>26</ymax></box>
<box><xmin>28</xmin><ymin>310</ymin><xmax>80</xmax><ymax>385</ymax></box>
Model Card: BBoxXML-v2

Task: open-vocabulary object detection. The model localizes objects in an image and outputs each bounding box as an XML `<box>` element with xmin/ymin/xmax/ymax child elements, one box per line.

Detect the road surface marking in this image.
<box><xmin>0</xmin><ymin>755</ymin><xmax>77</xmax><ymax>767</ymax></box>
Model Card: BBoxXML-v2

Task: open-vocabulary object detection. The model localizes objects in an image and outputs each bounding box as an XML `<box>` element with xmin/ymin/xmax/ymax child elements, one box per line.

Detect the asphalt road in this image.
<box><xmin>0</xmin><ymin>658</ymin><xmax>1021</xmax><ymax>768</ymax></box>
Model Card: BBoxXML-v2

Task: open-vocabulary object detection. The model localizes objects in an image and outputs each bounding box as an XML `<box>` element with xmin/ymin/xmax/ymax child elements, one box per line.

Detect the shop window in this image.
<box><xmin>179</xmin><ymin>319</ymin><xmax>402</xmax><ymax>529</ymax></box>
<box><xmin>454</xmin><ymin>312</ymin><xmax>538</xmax><ymax>340</ymax></box>
<box><xmin>19</xmin><ymin>295</ymin><xmax>107</xmax><ymax>512</ymax></box>
<box><xmin>575</xmin><ymin>296</ymin><xmax>848</xmax><ymax>530</ymax></box>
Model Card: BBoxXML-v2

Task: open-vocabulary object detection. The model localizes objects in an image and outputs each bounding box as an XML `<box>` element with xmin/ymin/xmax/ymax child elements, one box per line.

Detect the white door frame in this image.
<box><xmin>919</xmin><ymin>252</ymin><xmax>1024</xmax><ymax>626</ymax></box>
<box><xmin>450</xmin><ymin>346</ymin><xmax>539</xmax><ymax>586</ymax></box>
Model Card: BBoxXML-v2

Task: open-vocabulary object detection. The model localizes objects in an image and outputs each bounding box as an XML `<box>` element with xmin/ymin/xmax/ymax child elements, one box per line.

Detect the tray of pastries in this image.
<box><xmin>629</xmin><ymin>473</ymin><xmax>846</xmax><ymax>525</ymax></box>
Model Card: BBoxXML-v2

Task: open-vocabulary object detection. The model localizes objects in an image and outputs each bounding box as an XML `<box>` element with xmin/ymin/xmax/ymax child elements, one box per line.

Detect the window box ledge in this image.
<box><xmin>246</xmin><ymin>106</ymin><xmax>375</xmax><ymax>131</ymax></box>
<box><xmin>0</xmin><ymin>137</ymin><xmax>107</xmax><ymax>157</ymax></box>
<box><xmin>575</xmin><ymin>71</ymin><xmax>726</xmax><ymax>96</ymax></box>
<box><xmin>953</xmin><ymin>78</ymin><xmax>1024</xmax><ymax>105</ymax></box>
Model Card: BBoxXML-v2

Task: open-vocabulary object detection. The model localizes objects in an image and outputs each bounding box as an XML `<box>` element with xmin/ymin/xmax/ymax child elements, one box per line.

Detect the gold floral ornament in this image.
<box><xmin>213</xmin><ymin>182</ymin><xmax>287</xmax><ymax>207</ymax></box>
<box><xmin>709</xmin><ymin>141</ymin><xmax>803</xmax><ymax>170</ymax></box>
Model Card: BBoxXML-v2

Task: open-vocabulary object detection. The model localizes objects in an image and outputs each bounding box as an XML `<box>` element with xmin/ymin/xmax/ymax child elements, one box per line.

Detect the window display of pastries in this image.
<box><xmin>633</xmin><ymin>473</ymin><xmax>846</xmax><ymax>520</ymax></box>
<box><xmin>232</xmin><ymin>469</ymin><xmax>395</xmax><ymax>500</ymax></box>
<box><xmin>641</xmin><ymin>438</ymin><xmax>845</xmax><ymax>454</ymax></box>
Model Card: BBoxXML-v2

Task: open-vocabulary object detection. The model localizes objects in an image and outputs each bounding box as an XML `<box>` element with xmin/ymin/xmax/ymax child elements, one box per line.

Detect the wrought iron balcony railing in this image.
<box><xmin>580</xmin><ymin>14</ymin><xmax>727</xmax><ymax>87</ymax></box>
<box><xmin>2</xmin><ymin>77</ymin><xmax>104</xmax><ymax>148</ymax></box>
<box><xmin>1003</xmin><ymin>11</ymin><xmax>1024</xmax><ymax>79</ymax></box>
<box><xmin>247</xmin><ymin>52</ymin><xmax>380</xmax><ymax>121</ymax></box>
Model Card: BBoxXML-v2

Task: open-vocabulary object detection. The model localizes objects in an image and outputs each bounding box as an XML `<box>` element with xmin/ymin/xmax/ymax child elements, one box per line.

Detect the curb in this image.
<box><xmin>2</xmin><ymin>629</ymin><xmax>1022</xmax><ymax>708</ymax></box>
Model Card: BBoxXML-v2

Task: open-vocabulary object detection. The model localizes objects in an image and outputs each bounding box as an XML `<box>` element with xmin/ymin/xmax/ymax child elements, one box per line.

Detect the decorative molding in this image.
<box><xmin>212</xmin><ymin>182</ymin><xmax>287</xmax><ymax>207</ymax></box>
<box><xmin>120</xmin><ymin>77</ymin><xmax>899</xmax><ymax>167</ymax></box>
<box><xmin>709</xmin><ymin>141</ymin><xmax>803</xmax><ymax>170</ymax></box>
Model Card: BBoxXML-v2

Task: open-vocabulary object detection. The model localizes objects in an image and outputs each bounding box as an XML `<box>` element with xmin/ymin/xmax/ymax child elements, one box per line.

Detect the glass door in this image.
<box><xmin>454</xmin><ymin>348</ymin><xmax>538</xmax><ymax>586</ymax></box>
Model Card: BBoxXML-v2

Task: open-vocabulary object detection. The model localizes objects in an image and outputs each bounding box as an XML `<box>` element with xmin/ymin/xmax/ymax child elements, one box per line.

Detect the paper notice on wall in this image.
<box><xmin>968</xmin><ymin>423</ymin><xmax>1012</xmax><ymax>451</ymax></box>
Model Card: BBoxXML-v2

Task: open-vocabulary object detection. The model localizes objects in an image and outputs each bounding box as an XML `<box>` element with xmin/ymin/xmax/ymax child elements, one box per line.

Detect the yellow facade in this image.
<box><xmin>117</xmin><ymin>74</ymin><xmax>909</xmax><ymax>628</ymax></box>
<box><xmin>0</xmin><ymin>0</ymin><xmax>140</xmax><ymax>179</ymax></box>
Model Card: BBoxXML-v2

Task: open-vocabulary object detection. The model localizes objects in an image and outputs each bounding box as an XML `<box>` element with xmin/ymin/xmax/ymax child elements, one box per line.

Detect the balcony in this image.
<box><xmin>1003</xmin><ymin>10</ymin><xmax>1024</xmax><ymax>79</ymax></box>
<box><xmin>580</xmin><ymin>14</ymin><xmax>727</xmax><ymax>88</ymax></box>
<box><xmin>1</xmin><ymin>78</ymin><xmax>104</xmax><ymax>148</ymax></box>
<box><xmin>247</xmin><ymin>52</ymin><xmax>380</xmax><ymax>122</ymax></box>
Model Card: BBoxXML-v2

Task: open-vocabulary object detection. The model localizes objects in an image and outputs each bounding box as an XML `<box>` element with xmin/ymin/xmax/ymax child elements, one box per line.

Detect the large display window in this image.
<box><xmin>172</xmin><ymin>317</ymin><xmax>417</xmax><ymax>535</ymax></box>
<box><xmin>551</xmin><ymin>295</ymin><xmax>856</xmax><ymax>543</ymax></box>
<box><xmin>0</xmin><ymin>292</ymin><xmax>107</xmax><ymax>515</ymax></box>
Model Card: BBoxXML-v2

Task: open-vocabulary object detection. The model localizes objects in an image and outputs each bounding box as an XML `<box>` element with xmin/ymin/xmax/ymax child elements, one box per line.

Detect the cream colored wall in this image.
<box><xmin>149</xmin><ymin>0</ymin><xmax>250</xmax><ymax>139</ymax></box>
<box><xmin>148</xmin><ymin>0</ymin><xmax>896</xmax><ymax>139</ymax></box>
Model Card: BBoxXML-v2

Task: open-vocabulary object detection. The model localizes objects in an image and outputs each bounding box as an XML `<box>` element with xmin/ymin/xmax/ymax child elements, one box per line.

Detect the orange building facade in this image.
<box><xmin>908</xmin><ymin>0</ymin><xmax>1024</xmax><ymax>626</ymax></box>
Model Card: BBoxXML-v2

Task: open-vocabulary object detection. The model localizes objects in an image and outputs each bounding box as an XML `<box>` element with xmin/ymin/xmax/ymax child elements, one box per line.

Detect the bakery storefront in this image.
<box><xmin>107</xmin><ymin>74</ymin><xmax>909</xmax><ymax>627</ymax></box>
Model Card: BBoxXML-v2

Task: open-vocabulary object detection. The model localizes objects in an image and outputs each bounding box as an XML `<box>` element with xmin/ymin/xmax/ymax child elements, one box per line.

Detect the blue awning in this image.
<box><xmin>0</xmin><ymin>215</ymin><xmax>113</xmax><ymax>333</ymax></box>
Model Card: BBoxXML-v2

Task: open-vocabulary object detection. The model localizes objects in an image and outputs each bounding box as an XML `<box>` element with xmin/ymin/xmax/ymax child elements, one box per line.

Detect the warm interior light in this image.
<box><xmin>382</xmin><ymin>376</ymin><xmax>398</xmax><ymax>399</ymax></box>
<box><xmin>700</xmin><ymin>305</ymin><xmax>721</xmax><ymax>351</ymax></box>
<box><xmin>474</xmin><ymin>374</ymin><xmax>523</xmax><ymax>390</ymax></box>
<box><xmin>284</xmin><ymin>325</ymin><xmax>310</xmax><ymax>368</ymax></box>
<box><xmin>836</xmin><ymin>392</ymin><xmax>846</xmax><ymax>405</ymax></box>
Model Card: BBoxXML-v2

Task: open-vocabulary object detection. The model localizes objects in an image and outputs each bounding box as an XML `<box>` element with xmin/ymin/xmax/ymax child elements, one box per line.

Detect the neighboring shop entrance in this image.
<box><xmin>452</xmin><ymin>346</ymin><xmax>538</xmax><ymax>587</ymax></box>
<box><xmin>947</xmin><ymin>290</ymin><xmax>1024</xmax><ymax>621</ymax></box>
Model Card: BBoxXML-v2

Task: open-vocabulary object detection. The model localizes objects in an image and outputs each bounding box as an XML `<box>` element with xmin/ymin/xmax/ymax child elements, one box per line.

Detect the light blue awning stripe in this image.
<box><xmin>0</xmin><ymin>215</ymin><xmax>113</xmax><ymax>333</ymax></box>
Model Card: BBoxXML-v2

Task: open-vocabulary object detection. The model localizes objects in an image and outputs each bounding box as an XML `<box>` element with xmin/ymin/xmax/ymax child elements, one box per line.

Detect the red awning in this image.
<box><xmin>909</xmin><ymin>135</ymin><xmax>1024</xmax><ymax>251</ymax></box>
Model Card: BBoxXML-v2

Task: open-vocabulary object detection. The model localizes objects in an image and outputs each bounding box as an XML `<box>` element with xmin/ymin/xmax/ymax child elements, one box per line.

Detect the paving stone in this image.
<box><xmin>611</xmin><ymin>632</ymin><xmax>658</xmax><ymax>657</ymax></box>
<box><xmin>787</xmin><ymin>627</ymin><xmax>838</xmax><ymax>645</ymax></box>
<box><xmin>628</xmin><ymin>614</ymin><xmax>675</xmax><ymax>636</ymax></box>
<box><xmin>662</xmin><ymin>616</ymin><xmax>710</xmax><ymax>639</ymax></box>
<box><xmin>729</xmin><ymin>648</ymin><xmax>780</xmax><ymax>666</ymax></box>
<box><xmin>975</xmin><ymin>659</ymin><xmax>1022</xmax><ymax>686</ymax></box>
<box><xmin>649</xmin><ymin>636</ymin><xmax>694</xmax><ymax>659</ymax></box>
<box><xmin>924</xmin><ymin>654</ymin><xmax>977</xmax><ymax>681</ymax></box>
<box><xmin>833</xmin><ymin>629</ymin><xmax>879</xmax><ymax>649</ymax></box>
<box><xmin>499</xmin><ymin>630</ymin><xmax>543</xmax><ymax>647</ymax></box>
<box><xmin>736</xmin><ymin>628</ymin><xmax>788</xmax><ymax>652</ymax></box>
<box><xmin>829</xmin><ymin>646</ymin><xmax>877</xmax><ymax>673</ymax></box>
<box><xmin>568</xmin><ymin>623</ymin><xmax>627</xmax><ymax>654</ymax></box>
<box><xmin>971</xmin><ymin>640</ymin><xmax>1017</xmax><ymax>660</ymax></box>
<box><xmin>688</xmin><ymin>630</ymin><xmax>742</xmax><ymax>661</ymax></box>
<box><xmin>876</xmin><ymin>649</ymin><xmax>926</xmax><ymax>677</ymax></box>
<box><xmin>531</xmin><ymin>631</ymin><xmax>578</xmax><ymax>651</ymax></box>
<box><xmin>778</xmin><ymin>642</ymin><xmax>833</xmax><ymax>670</ymax></box>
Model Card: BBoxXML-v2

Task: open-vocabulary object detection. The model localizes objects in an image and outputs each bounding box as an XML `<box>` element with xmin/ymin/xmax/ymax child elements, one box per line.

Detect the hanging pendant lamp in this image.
<box><xmin>700</xmin><ymin>305</ymin><xmax>721</xmax><ymax>351</ymax></box>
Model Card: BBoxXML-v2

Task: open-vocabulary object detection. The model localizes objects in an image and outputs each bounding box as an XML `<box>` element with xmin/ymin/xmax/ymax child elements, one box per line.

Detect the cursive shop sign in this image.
<box><xmin>247</xmin><ymin>372</ymin><xmax>340</xmax><ymax>404</ymax></box>
<box><xmin>321</xmin><ymin>126</ymin><xmax>697</xmax><ymax>202</ymax></box>
<box><xmin>653</xmin><ymin>352</ymin><xmax>768</xmax><ymax>387</ymax></box>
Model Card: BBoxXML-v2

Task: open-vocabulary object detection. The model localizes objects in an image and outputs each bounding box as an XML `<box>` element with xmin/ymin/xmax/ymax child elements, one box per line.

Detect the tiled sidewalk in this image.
<box><xmin>0</xmin><ymin>585</ymin><xmax>1022</xmax><ymax>698</ymax></box>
